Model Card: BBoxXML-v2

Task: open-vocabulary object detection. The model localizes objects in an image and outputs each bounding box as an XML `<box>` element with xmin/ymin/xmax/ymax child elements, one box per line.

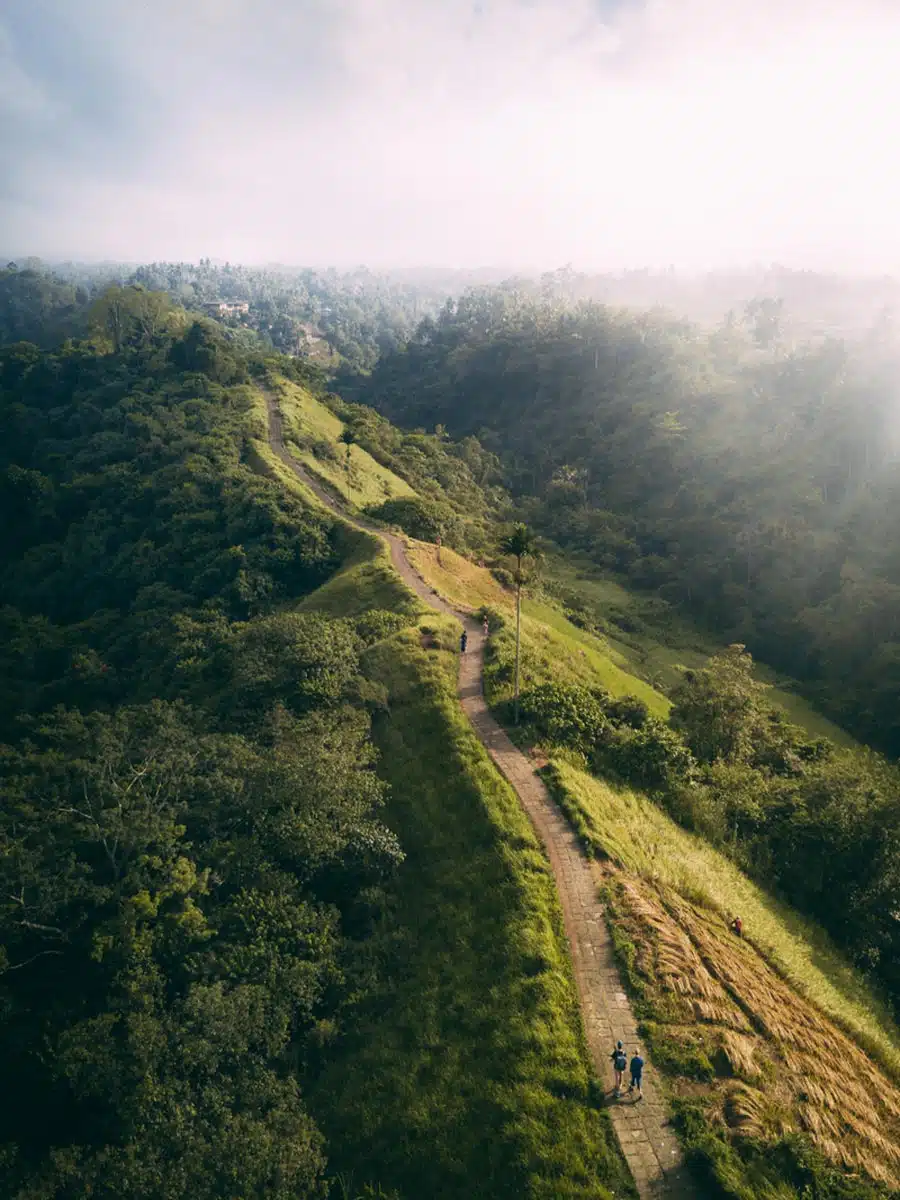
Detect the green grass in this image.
<box><xmin>549</xmin><ymin>761</ymin><xmax>900</xmax><ymax>1080</ymax></box>
<box><xmin>264</xmin><ymin>468</ymin><xmax>633</xmax><ymax>1196</ymax></box>
<box><xmin>407</xmin><ymin>544</ymin><xmax>849</xmax><ymax>748</ymax></box>
<box><xmin>299</xmin><ymin>527</ymin><xmax>421</xmax><ymax>620</ymax></box>
<box><xmin>271</xmin><ymin>376</ymin><xmax>416</xmax><ymax>507</ymax></box>
<box><xmin>481</xmin><ymin>608</ymin><xmax>669</xmax><ymax>721</ymax></box>
<box><xmin>308</xmin><ymin>628</ymin><xmax>635</xmax><ymax>1199</ymax></box>
<box><xmin>521</xmin><ymin>599</ymin><xmax>670</xmax><ymax>717</ymax></box>
<box><xmin>406</xmin><ymin>543</ymin><xmax>670</xmax><ymax>718</ymax></box>
<box><xmin>543</xmin><ymin>558</ymin><xmax>857</xmax><ymax>749</ymax></box>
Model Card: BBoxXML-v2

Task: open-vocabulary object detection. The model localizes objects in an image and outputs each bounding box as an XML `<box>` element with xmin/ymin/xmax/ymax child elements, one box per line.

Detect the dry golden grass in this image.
<box><xmin>559</xmin><ymin>763</ymin><xmax>900</xmax><ymax>1081</ymax></box>
<box><xmin>610</xmin><ymin>869</ymin><xmax>900</xmax><ymax>1188</ymax></box>
<box><xmin>718</xmin><ymin>1031</ymin><xmax>762</xmax><ymax>1082</ymax></box>
<box><xmin>405</xmin><ymin>541</ymin><xmax>513</xmax><ymax>614</ymax></box>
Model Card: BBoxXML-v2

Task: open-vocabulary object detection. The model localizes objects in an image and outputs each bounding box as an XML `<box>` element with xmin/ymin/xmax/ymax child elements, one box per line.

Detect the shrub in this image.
<box><xmin>594</xmin><ymin>718</ymin><xmax>696</xmax><ymax>791</ymax></box>
<box><xmin>366</xmin><ymin>496</ymin><xmax>462</xmax><ymax>545</ymax></box>
<box><xmin>354</xmin><ymin>609</ymin><xmax>409</xmax><ymax>647</ymax></box>
<box><xmin>517</xmin><ymin>682</ymin><xmax>609</xmax><ymax>753</ymax></box>
<box><xmin>312</xmin><ymin>437</ymin><xmax>340</xmax><ymax>463</ymax></box>
<box><xmin>605</xmin><ymin>695</ymin><xmax>650</xmax><ymax>729</ymax></box>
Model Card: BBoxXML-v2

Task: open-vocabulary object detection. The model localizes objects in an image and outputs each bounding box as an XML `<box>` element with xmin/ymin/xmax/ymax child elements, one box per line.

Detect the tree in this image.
<box><xmin>339</xmin><ymin>427</ymin><xmax>356</xmax><ymax>497</ymax></box>
<box><xmin>670</xmin><ymin>644</ymin><xmax>769</xmax><ymax>764</ymax></box>
<box><xmin>500</xmin><ymin>523</ymin><xmax>539</xmax><ymax>724</ymax></box>
<box><xmin>89</xmin><ymin>284</ymin><xmax>174</xmax><ymax>352</ymax></box>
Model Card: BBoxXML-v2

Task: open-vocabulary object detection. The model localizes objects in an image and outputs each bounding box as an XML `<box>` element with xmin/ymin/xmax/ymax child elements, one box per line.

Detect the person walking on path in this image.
<box><xmin>482</xmin><ymin>615</ymin><xmax>489</xmax><ymax>638</ymax></box>
<box><xmin>628</xmin><ymin>1050</ymin><xmax>645</xmax><ymax>1100</ymax></box>
<box><xmin>610</xmin><ymin>1042</ymin><xmax>627</xmax><ymax>1095</ymax></box>
<box><xmin>460</xmin><ymin>630</ymin><xmax>468</xmax><ymax>654</ymax></box>
<box><xmin>731</xmin><ymin>915</ymin><xmax>743</xmax><ymax>938</ymax></box>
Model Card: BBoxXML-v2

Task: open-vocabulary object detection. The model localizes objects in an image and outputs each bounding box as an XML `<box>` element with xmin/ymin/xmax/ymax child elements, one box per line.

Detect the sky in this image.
<box><xmin>2</xmin><ymin>0</ymin><xmax>900</xmax><ymax>271</ymax></box>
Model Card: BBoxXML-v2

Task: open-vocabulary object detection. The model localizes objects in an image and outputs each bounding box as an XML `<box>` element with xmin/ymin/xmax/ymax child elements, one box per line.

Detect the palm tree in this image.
<box><xmin>339</xmin><ymin>427</ymin><xmax>356</xmax><ymax>497</ymax></box>
<box><xmin>500</xmin><ymin>523</ymin><xmax>539</xmax><ymax>724</ymax></box>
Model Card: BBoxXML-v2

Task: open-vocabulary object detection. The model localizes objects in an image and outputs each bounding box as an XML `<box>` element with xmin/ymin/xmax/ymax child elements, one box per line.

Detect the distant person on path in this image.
<box><xmin>628</xmin><ymin>1050</ymin><xmax>644</xmax><ymax>1100</ymax></box>
<box><xmin>731</xmin><ymin>915</ymin><xmax>743</xmax><ymax>938</ymax></box>
<box><xmin>610</xmin><ymin>1042</ymin><xmax>627</xmax><ymax>1095</ymax></box>
<box><xmin>460</xmin><ymin>630</ymin><xmax>468</xmax><ymax>654</ymax></box>
<box><xmin>482</xmin><ymin>616</ymin><xmax>489</xmax><ymax>638</ymax></box>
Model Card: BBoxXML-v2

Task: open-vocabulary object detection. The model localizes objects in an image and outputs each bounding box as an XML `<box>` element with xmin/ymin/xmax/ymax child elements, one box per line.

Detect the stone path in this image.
<box><xmin>266</xmin><ymin>392</ymin><xmax>696</xmax><ymax>1198</ymax></box>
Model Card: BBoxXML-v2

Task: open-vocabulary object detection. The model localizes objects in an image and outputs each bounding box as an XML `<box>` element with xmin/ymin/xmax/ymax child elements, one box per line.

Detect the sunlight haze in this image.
<box><xmin>2</xmin><ymin>0</ymin><xmax>898</xmax><ymax>269</ymax></box>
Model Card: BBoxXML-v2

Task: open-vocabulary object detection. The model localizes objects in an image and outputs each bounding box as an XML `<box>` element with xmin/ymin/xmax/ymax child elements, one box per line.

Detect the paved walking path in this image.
<box><xmin>266</xmin><ymin>393</ymin><xmax>696</xmax><ymax>1198</ymax></box>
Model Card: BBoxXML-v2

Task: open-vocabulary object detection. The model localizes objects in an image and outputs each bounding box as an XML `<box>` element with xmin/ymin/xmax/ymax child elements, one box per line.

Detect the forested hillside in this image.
<box><xmin>0</xmin><ymin>297</ymin><xmax>417</xmax><ymax>1195</ymax></box>
<box><xmin>352</xmin><ymin>289</ymin><xmax>900</xmax><ymax>754</ymax></box>
<box><xmin>0</xmin><ymin>278</ymin><xmax>632</xmax><ymax>1199</ymax></box>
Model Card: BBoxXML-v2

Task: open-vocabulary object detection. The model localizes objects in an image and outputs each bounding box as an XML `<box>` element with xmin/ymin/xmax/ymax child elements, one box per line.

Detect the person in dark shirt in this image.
<box><xmin>460</xmin><ymin>630</ymin><xmax>468</xmax><ymax>653</ymax></box>
<box><xmin>628</xmin><ymin>1050</ymin><xmax>645</xmax><ymax>1100</ymax></box>
<box><xmin>610</xmin><ymin>1041</ymin><xmax>627</xmax><ymax>1094</ymax></box>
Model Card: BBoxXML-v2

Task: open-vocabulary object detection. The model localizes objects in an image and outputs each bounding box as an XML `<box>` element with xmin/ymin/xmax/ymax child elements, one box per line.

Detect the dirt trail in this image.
<box><xmin>266</xmin><ymin>392</ymin><xmax>696</xmax><ymax>1198</ymax></box>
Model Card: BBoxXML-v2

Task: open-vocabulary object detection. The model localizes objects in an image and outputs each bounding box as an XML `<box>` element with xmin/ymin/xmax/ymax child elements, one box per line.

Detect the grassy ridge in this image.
<box><xmin>268</xmin><ymin>422</ymin><xmax>634</xmax><ymax>1197</ymax></box>
<box><xmin>406</xmin><ymin>542</ymin><xmax>670</xmax><ymax>717</ymax></box>
<box><xmin>271</xmin><ymin>375</ymin><xmax>416</xmax><ymax>507</ymax></box>
<box><xmin>409</xmin><ymin>543</ymin><xmax>856</xmax><ymax>748</ymax></box>
<box><xmin>305</xmin><ymin>621</ymin><xmax>634</xmax><ymax>1198</ymax></box>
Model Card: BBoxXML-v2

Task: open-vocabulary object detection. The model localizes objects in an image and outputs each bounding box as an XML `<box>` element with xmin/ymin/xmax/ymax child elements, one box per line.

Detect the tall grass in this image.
<box><xmin>308</xmin><ymin>628</ymin><xmax>635</xmax><ymax>1199</ymax></box>
<box><xmin>550</xmin><ymin>761</ymin><xmax>900</xmax><ymax>1080</ymax></box>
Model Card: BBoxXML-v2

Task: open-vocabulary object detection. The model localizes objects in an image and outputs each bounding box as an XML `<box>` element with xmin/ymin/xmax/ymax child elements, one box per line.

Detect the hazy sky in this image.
<box><xmin>3</xmin><ymin>0</ymin><xmax>899</xmax><ymax>270</ymax></box>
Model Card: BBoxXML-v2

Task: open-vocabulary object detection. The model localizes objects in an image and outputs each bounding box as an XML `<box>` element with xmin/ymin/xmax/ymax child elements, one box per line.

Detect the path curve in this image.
<box><xmin>266</xmin><ymin>392</ymin><xmax>696</xmax><ymax>1199</ymax></box>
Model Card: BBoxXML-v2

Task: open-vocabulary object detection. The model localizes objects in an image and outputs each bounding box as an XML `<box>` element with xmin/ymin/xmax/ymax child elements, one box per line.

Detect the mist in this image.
<box><xmin>3</xmin><ymin>0</ymin><xmax>899</xmax><ymax>271</ymax></box>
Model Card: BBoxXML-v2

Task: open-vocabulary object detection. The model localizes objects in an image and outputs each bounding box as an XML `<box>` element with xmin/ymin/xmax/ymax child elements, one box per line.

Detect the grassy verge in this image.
<box><xmin>548</xmin><ymin>762</ymin><xmax>900</xmax><ymax>1077</ymax></box>
<box><xmin>306</xmin><ymin>616</ymin><xmax>636</xmax><ymax>1199</ymax></box>
<box><xmin>546</xmin><ymin>761</ymin><xmax>900</xmax><ymax>1197</ymax></box>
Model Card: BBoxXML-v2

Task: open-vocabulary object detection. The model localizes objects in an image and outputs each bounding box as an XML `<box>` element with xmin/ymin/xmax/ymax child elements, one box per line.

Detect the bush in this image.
<box><xmin>594</xmin><ymin>718</ymin><xmax>696</xmax><ymax>791</ymax></box>
<box><xmin>366</xmin><ymin>496</ymin><xmax>462</xmax><ymax>545</ymax></box>
<box><xmin>312</xmin><ymin>438</ymin><xmax>340</xmax><ymax>463</ymax></box>
<box><xmin>517</xmin><ymin>682</ymin><xmax>609</xmax><ymax>754</ymax></box>
<box><xmin>354</xmin><ymin>609</ymin><xmax>409</xmax><ymax>647</ymax></box>
<box><xmin>605</xmin><ymin>695</ymin><xmax>650</xmax><ymax>729</ymax></box>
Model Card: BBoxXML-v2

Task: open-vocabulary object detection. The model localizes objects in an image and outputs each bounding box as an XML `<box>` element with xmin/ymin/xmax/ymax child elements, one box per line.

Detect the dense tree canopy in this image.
<box><xmin>0</xmin><ymin>307</ymin><xmax>404</xmax><ymax>1196</ymax></box>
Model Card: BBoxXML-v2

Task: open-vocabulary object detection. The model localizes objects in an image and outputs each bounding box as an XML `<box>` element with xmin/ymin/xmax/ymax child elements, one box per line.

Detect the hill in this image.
<box><xmin>0</xmin><ymin>314</ymin><xmax>631</xmax><ymax>1198</ymax></box>
<box><xmin>404</xmin><ymin>544</ymin><xmax>900</xmax><ymax>1193</ymax></box>
<box><xmin>5</xmin><ymin>269</ymin><xmax>900</xmax><ymax>1198</ymax></box>
<box><xmin>550</xmin><ymin>763</ymin><xmax>900</xmax><ymax>1196</ymax></box>
<box><xmin>350</xmin><ymin>289</ymin><xmax>900</xmax><ymax>757</ymax></box>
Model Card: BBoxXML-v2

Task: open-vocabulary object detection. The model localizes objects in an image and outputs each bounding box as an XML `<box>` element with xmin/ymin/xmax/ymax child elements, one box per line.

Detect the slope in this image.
<box><xmin>265</xmin><ymin>373</ymin><xmax>416</xmax><ymax>507</ymax></box>
<box><xmin>549</xmin><ymin>764</ymin><xmax>900</xmax><ymax>1197</ymax></box>
<box><xmin>405</xmin><ymin>541</ymin><xmax>854</xmax><ymax>747</ymax></box>
<box><xmin>261</xmin><ymin>388</ymin><xmax>637</xmax><ymax>1198</ymax></box>
<box><xmin>263</xmin><ymin>379</ymin><xmax>900</xmax><ymax>1196</ymax></box>
<box><xmin>404</xmin><ymin>537</ymin><xmax>900</xmax><ymax>1194</ymax></box>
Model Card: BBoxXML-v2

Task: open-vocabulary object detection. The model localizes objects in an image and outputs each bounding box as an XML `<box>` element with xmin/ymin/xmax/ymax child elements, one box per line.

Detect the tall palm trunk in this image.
<box><xmin>514</xmin><ymin>565</ymin><xmax>522</xmax><ymax>724</ymax></box>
